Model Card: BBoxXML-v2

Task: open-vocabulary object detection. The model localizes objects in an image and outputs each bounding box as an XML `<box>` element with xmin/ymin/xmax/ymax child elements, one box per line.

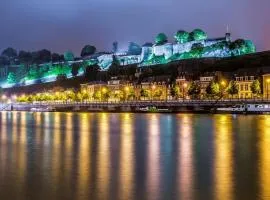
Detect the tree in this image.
<box><xmin>188</xmin><ymin>81</ymin><xmax>201</xmax><ymax>99</ymax></box>
<box><xmin>7</xmin><ymin>72</ymin><xmax>17</xmax><ymax>83</ymax></box>
<box><xmin>153</xmin><ymin>88</ymin><xmax>163</xmax><ymax>100</ymax></box>
<box><xmin>18</xmin><ymin>51</ymin><xmax>32</xmax><ymax>64</ymax></box>
<box><xmin>0</xmin><ymin>56</ymin><xmax>10</xmax><ymax>66</ymax></box>
<box><xmin>2</xmin><ymin>48</ymin><xmax>17</xmax><ymax>59</ymax></box>
<box><xmin>81</xmin><ymin>45</ymin><xmax>96</xmax><ymax>57</ymax></box>
<box><xmin>64</xmin><ymin>51</ymin><xmax>75</xmax><ymax>62</ymax></box>
<box><xmin>51</xmin><ymin>53</ymin><xmax>63</xmax><ymax>62</ymax></box>
<box><xmin>140</xmin><ymin>88</ymin><xmax>150</xmax><ymax>99</ymax></box>
<box><xmin>227</xmin><ymin>80</ymin><xmax>239</xmax><ymax>98</ymax></box>
<box><xmin>84</xmin><ymin>64</ymin><xmax>100</xmax><ymax>81</ymax></box>
<box><xmin>155</xmin><ymin>33</ymin><xmax>168</xmax><ymax>45</ymax></box>
<box><xmin>170</xmin><ymin>85</ymin><xmax>180</xmax><ymax>99</ymax></box>
<box><xmin>206</xmin><ymin>81</ymin><xmax>220</xmax><ymax>98</ymax></box>
<box><xmin>108</xmin><ymin>55</ymin><xmax>120</xmax><ymax>77</ymax></box>
<box><xmin>71</xmin><ymin>63</ymin><xmax>80</xmax><ymax>77</ymax></box>
<box><xmin>250</xmin><ymin>79</ymin><xmax>261</xmax><ymax>97</ymax></box>
<box><xmin>190</xmin><ymin>29</ymin><xmax>207</xmax><ymax>41</ymax></box>
<box><xmin>190</xmin><ymin>43</ymin><xmax>204</xmax><ymax>58</ymax></box>
<box><xmin>174</xmin><ymin>30</ymin><xmax>189</xmax><ymax>43</ymax></box>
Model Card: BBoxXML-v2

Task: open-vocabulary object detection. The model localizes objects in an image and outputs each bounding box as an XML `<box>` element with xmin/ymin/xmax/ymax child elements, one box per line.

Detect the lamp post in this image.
<box><xmin>183</xmin><ymin>83</ymin><xmax>188</xmax><ymax>101</ymax></box>
<box><xmin>124</xmin><ymin>86</ymin><xmax>130</xmax><ymax>102</ymax></box>
<box><xmin>220</xmin><ymin>80</ymin><xmax>226</xmax><ymax>100</ymax></box>
<box><xmin>151</xmin><ymin>85</ymin><xmax>156</xmax><ymax>102</ymax></box>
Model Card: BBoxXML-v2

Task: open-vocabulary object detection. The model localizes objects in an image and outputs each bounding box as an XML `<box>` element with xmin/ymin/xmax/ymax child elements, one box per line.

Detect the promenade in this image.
<box><xmin>2</xmin><ymin>99</ymin><xmax>270</xmax><ymax>113</ymax></box>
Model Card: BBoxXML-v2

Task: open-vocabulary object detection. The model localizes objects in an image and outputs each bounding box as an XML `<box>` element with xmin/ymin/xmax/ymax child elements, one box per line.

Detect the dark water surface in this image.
<box><xmin>0</xmin><ymin>112</ymin><xmax>270</xmax><ymax>200</ymax></box>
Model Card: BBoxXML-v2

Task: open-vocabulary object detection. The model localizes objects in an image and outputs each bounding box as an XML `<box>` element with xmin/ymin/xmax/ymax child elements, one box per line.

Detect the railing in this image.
<box><xmin>13</xmin><ymin>99</ymin><xmax>270</xmax><ymax>108</ymax></box>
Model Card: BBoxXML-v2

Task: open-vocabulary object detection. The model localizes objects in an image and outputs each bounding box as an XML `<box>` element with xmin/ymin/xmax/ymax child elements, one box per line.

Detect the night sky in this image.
<box><xmin>1</xmin><ymin>0</ymin><xmax>269</xmax><ymax>55</ymax></box>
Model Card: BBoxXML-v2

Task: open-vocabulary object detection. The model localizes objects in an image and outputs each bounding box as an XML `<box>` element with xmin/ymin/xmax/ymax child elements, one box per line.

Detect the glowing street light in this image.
<box><xmin>1</xmin><ymin>94</ymin><xmax>7</xmax><ymax>100</ymax></box>
<box><xmin>221</xmin><ymin>80</ymin><xmax>226</xmax><ymax>87</ymax></box>
<box><xmin>102</xmin><ymin>87</ymin><xmax>107</xmax><ymax>94</ymax></box>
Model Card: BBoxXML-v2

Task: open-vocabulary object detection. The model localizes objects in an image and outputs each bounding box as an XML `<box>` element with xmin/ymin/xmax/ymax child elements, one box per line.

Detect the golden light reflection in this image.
<box><xmin>52</xmin><ymin>112</ymin><xmax>61</xmax><ymax>189</ymax></box>
<box><xmin>214</xmin><ymin>115</ymin><xmax>234</xmax><ymax>200</ymax></box>
<box><xmin>64</xmin><ymin>113</ymin><xmax>73</xmax><ymax>191</ymax></box>
<box><xmin>259</xmin><ymin>116</ymin><xmax>270</xmax><ymax>199</ymax></box>
<box><xmin>17</xmin><ymin>112</ymin><xmax>27</xmax><ymax>193</ymax></box>
<box><xmin>97</xmin><ymin>113</ymin><xmax>110</xmax><ymax>200</ymax></box>
<box><xmin>0</xmin><ymin>112</ymin><xmax>8</xmax><ymax>176</ymax></box>
<box><xmin>178</xmin><ymin>114</ymin><xmax>194</xmax><ymax>200</ymax></box>
<box><xmin>147</xmin><ymin>114</ymin><xmax>160</xmax><ymax>200</ymax></box>
<box><xmin>119</xmin><ymin>113</ymin><xmax>134</xmax><ymax>200</ymax></box>
<box><xmin>77</xmin><ymin>113</ymin><xmax>91</xmax><ymax>199</ymax></box>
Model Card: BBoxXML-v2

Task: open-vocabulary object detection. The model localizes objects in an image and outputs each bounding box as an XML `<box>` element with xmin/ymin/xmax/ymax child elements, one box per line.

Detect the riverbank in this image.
<box><xmin>2</xmin><ymin>100</ymin><xmax>270</xmax><ymax>114</ymax></box>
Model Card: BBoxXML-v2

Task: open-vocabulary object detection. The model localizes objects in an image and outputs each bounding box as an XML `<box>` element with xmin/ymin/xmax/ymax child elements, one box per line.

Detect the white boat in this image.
<box><xmin>30</xmin><ymin>107</ymin><xmax>55</xmax><ymax>112</ymax></box>
<box><xmin>139</xmin><ymin>106</ymin><xmax>170</xmax><ymax>113</ymax></box>
<box><xmin>217</xmin><ymin>104</ymin><xmax>270</xmax><ymax>114</ymax></box>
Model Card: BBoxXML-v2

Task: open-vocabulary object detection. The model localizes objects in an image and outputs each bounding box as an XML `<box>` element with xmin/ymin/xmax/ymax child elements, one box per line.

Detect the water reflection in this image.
<box><xmin>1</xmin><ymin>112</ymin><xmax>270</xmax><ymax>200</ymax></box>
<box><xmin>77</xmin><ymin>113</ymin><xmax>91</xmax><ymax>199</ymax></box>
<box><xmin>97</xmin><ymin>113</ymin><xmax>111</xmax><ymax>200</ymax></box>
<box><xmin>178</xmin><ymin>114</ymin><xmax>194</xmax><ymax>200</ymax></box>
<box><xmin>147</xmin><ymin>114</ymin><xmax>160</xmax><ymax>200</ymax></box>
<box><xmin>119</xmin><ymin>113</ymin><xmax>134</xmax><ymax>200</ymax></box>
<box><xmin>259</xmin><ymin>116</ymin><xmax>270</xmax><ymax>199</ymax></box>
<box><xmin>214</xmin><ymin>115</ymin><xmax>234</xmax><ymax>200</ymax></box>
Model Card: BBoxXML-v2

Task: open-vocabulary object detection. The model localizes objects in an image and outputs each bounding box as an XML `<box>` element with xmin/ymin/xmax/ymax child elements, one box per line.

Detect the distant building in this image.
<box><xmin>235</xmin><ymin>75</ymin><xmax>255</xmax><ymax>98</ymax></box>
<box><xmin>262</xmin><ymin>74</ymin><xmax>270</xmax><ymax>99</ymax></box>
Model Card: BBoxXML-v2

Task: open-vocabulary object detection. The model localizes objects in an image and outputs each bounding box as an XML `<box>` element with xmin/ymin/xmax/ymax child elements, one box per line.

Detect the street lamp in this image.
<box><xmin>220</xmin><ymin>80</ymin><xmax>227</xmax><ymax>100</ymax></box>
<box><xmin>124</xmin><ymin>86</ymin><xmax>130</xmax><ymax>102</ymax></box>
<box><xmin>183</xmin><ymin>83</ymin><xmax>188</xmax><ymax>100</ymax></box>
<box><xmin>151</xmin><ymin>85</ymin><xmax>156</xmax><ymax>101</ymax></box>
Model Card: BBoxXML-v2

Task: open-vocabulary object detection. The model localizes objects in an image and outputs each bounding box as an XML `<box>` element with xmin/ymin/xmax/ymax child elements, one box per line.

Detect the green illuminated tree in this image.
<box><xmin>81</xmin><ymin>45</ymin><xmax>96</xmax><ymax>57</ymax></box>
<box><xmin>250</xmin><ymin>79</ymin><xmax>261</xmax><ymax>97</ymax></box>
<box><xmin>174</xmin><ymin>30</ymin><xmax>189</xmax><ymax>44</ymax></box>
<box><xmin>155</xmin><ymin>33</ymin><xmax>168</xmax><ymax>45</ymax></box>
<box><xmin>7</xmin><ymin>72</ymin><xmax>17</xmax><ymax>83</ymax></box>
<box><xmin>188</xmin><ymin>81</ymin><xmax>201</xmax><ymax>99</ymax></box>
<box><xmin>170</xmin><ymin>85</ymin><xmax>180</xmax><ymax>99</ymax></box>
<box><xmin>64</xmin><ymin>51</ymin><xmax>75</xmax><ymax>62</ymax></box>
<box><xmin>190</xmin><ymin>29</ymin><xmax>207</xmax><ymax>41</ymax></box>
<box><xmin>206</xmin><ymin>81</ymin><xmax>220</xmax><ymax>98</ymax></box>
<box><xmin>227</xmin><ymin>80</ymin><xmax>239</xmax><ymax>98</ymax></box>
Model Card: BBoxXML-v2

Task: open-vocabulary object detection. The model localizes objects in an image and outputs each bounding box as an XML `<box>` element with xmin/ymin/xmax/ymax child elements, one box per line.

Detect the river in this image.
<box><xmin>0</xmin><ymin>112</ymin><xmax>269</xmax><ymax>200</ymax></box>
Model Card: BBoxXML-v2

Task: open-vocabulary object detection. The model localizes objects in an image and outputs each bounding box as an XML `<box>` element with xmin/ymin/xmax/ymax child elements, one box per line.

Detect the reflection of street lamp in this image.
<box><xmin>267</xmin><ymin>79</ymin><xmax>270</xmax><ymax>100</ymax></box>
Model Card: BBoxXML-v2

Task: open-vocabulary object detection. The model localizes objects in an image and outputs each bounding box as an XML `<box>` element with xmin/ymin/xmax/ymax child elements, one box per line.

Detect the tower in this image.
<box><xmin>225</xmin><ymin>25</ymin><xmax>231</xmax><ymax>42</ymax></box>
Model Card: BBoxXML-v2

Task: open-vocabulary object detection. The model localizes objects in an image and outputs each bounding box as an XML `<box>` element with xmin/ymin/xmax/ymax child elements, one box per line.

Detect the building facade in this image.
<box><xmin>235</xmin><ymin>76</ymin><xmax>255</xmax><ymax>98</ymax></box>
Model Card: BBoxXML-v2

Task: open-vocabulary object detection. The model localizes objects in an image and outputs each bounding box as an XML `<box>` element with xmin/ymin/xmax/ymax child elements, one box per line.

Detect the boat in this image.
<box><xmin>217</xmin><ymin>104</ymin><xmax>270</xmax><ymax>114</ymax></box>
<box><xmin>138</xmin><ymin>106</ymin><xmax>170</xmax><ymax>113</ymax></box>
<box><xmin>30</xmin><ymin>107</ymin><xmax>55</xmax><ymax>112</ymax></box>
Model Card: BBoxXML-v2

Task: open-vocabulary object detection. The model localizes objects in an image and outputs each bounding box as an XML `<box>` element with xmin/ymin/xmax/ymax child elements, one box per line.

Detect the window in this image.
<box><xmin>240</xmin><ymin>77</ymin><xmax>243</xmax><ymax>81</ymax></box>
<box><xmin>245</xmin><ymin>84</ymin><xmax>249</xmax><ymax>91</ymax></box>
<box><xmin>245</xmin><ymin>76</ymin><xmax>248</xmax><ymax>81</ymax></box>
<box><xmin>240</xmin><ymin>85</ymin><xmax>244</xmax><ymax>91</ymax></box>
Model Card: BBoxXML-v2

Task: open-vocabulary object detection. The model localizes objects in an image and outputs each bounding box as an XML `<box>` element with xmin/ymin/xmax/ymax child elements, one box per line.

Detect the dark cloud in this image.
<box><xmin>0</xmin><ymin>0</ymin><xmax>269</xmax><ymax>55</ymax></box>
